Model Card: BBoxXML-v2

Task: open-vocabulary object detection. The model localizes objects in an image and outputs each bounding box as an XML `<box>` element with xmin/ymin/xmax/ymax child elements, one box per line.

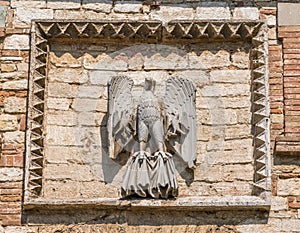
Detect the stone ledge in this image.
<box><xmin>275</xmin><ymin>136</ymin><xmax>300</xmax><ymax>156</ymax></box>
<box><xmin>23</xmin><ymin>196</ymin><xmax>270</xmax><ymax>211</ymax></box>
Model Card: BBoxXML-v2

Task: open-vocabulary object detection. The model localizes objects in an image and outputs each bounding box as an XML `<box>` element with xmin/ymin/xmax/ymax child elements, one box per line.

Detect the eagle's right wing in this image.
<box><xmin>107</xmin><ymin>76</ymin><xmax>135</xmax><ymax>159</ymax></box>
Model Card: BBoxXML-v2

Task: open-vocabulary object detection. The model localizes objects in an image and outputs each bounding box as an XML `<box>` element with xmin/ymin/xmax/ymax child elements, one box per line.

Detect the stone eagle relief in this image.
<box><xmin>107</xmin><ymin>76</ymin><xmax>197</xmax><ymax>198</ymax></box>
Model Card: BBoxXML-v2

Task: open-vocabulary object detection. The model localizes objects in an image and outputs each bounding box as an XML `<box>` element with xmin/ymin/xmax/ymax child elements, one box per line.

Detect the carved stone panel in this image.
<box><xmin>24</xmin><ymin>20</ymin><xmax>270</xmax><ymax>210</ymax></box>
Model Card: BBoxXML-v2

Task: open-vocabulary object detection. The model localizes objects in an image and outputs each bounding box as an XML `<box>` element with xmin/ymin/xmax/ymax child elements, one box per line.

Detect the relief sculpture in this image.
<box><xmin>107</xmin><ymin>76</ymin><xmax>197</xmax><ymax>198</ymax></box>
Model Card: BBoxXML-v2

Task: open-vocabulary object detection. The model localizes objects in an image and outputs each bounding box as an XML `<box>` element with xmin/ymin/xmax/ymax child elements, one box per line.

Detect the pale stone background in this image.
<box><xmin>42</xmin><ymin>41</ymin><xmax>253</xmax><ymax>199</ymax></box>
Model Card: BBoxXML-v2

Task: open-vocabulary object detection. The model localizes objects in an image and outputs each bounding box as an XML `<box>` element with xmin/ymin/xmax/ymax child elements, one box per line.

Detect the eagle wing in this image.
<box><xmin>164</xmin><ymin>77</ymin><xmax>197</xmax><ymax>168</ymax></box>
<box><xmin>107</xmin><ymin>76</ymin><xmax>135</xmax><ymax>159</ymax></box>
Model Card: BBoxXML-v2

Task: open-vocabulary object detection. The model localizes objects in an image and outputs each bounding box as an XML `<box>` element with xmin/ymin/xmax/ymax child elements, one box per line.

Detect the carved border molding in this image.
<box><xmin>25</xmin><ymin>20</ymin><xmax>270</xmax><ymax>208</ymax></box>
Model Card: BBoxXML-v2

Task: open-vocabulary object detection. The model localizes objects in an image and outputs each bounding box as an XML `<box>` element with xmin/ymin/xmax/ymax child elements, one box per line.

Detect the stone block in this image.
<box><xmin>196</xmin><ymin>4</ymin><xmax>230</xmax><ymax>20</ymax></box>
<box><xmin>0</xmin><ymin>64</ymin><xmax>16</xmax><ymax>72</ymax></box>
<box><xmin>0</xmin><ymin>168</ymin><xmax>23</xmax><ymax>181</ymax></box>
<box><xmin>15</xmin><ymin>7</ymin><xmax>53</xmax><ymax>24</ymax></box>
<box><xmin>43</xmin><ymin>164</ymin><xmax>96</xmax><ymax>181</ymax></box>
<box><xmin>3</xmin><ymin>132</ymin><xmax>25</xmax><ymax>144</ymax></box>
<box><xmin>128</xmin><ymin>53</ymin><xmax>144</xmax><ymax>70</ymax></box>
<box><xmin>2</xmin><ymin>79</ymin><xmax>28</xmax><ymax>90</ymax></box>
<box><xmin>54</xmin><ymin>9</ymin><xmax>107</xmax><ymax>20</ymax></box>
<box><xmin>82</xmin><ymin>1</ymin><xmax>112</xmax><ymax>13</ymax></box>
<box><xmin>200</xmin><ymin>83</ymin><xmax>250</xmax><ymax>97</ymax></box>
<box><xmin>3</xmin><ymin>35</ymin><xmax>30</xmax><ymax>50</ymax></box>
<box><xmin>46</xmin><ymin>126</ymin><xmax>100</xmax><ymax>146</ymax></box>
<box><xmin>224</xmin><ymin>124</ymin><xmax>251</xmax><ymax>140</ymax></box>
<box><xmin>210</xmin><ymin>70</ymin><xmax>250</xmax><ymax>84</ymax></box>
<box><xmin>277</xmin><ymin>178</ymin><xmax>300</xmax><ymax>196</ymax></box>
<box><xmin>271</xmin><ymin>196</ymin><xmax>288</xmax><ymax>211</ymax></box>
<box><xmin>150</xmin><ymin>5</ymin><xmax>195</xmax><ymax>22</ymax></box>
<box><xmin>233</xmin><ymin>7</ymin><xmax>259</xmax><ymax>20</ymax></box>
<box><xmin>77</xmin><ymin>86</ymin><xmax>104</xmax><ymax>99</ymax></box>
<box><xmin>79</xmin><ymin>181</ymin><xmax>119</xmax><ymax>198</ymax></box>
<box><xmin>47</xmin><ymin>0</ymin><xmax>81</xmax><ymax>9</ymax></box>
<box><xmin>48</xmin><ymin>83</ymin><xmax>78</xmax><ymax>98</ymax></box>
<box><xmin>46</xmin><ymin>146</ymin><xmax>84</xmax><ymax>164</ymax></box>
<box><xmin>89</xmin><ymin>70</ymin><xmax>117</xmax><ymax>86</ymax></box>
<box><xmin>46</xmin><ymin>111</ymin><xmax>77</xmax><ymax>126</ymax></box>
<box><xmin>232</xmin><ymin>51</ymin><xmax>250</xmax><ymax>69</ymax></box>
<box><xmin>0</xmin><ymin>114</ymin><xmax>18</xmax><ymax>131</ymax></box>
<box><xmin>114</xmin><ymin>2</ymin><xmax>141</xmax><ymax>13</ymax></box>
<box><xmin>222</xmin><ymin>96</ymin><xmax>251</xmax><ymax>109</ymax></box>
<box><xmin>86</xmin><ymin>54</ymin><xmax>128</xmax><ymax>71</ymax></box>
<box><xmin>78</xmin><ymin>112</ymin><xmax>106</xmax><ymax>127</ymax></box>
<box><xmin>0</xmin><ymin>6</ymin><xmax>7</xmax><ymax>27</ymax></box>
<box><xmin>47</xmin><ymin>98</ymin><xmax>72</xmax><ymax>111</ymax></box>
<box><xmin>4</xmin><ymin>97</ymin><xmax>26</xmax><ymax>113</ymax></box>
<box><xmin>197</xmin><ymin>50</ymin><xmax>231</xmax><ymax>69</ymax></box>
<box><xmin>278</xmin><ymin>3</ymin><xmax>300</xmax><ymax>26</ymax></box>
<box><xmin>11</xmin><ymin>0</ymin><xmax>46</xmax><ymax>8</ymax></box>
<box><xmin>49</xmin><ymin>52</ymin><xmax>81</xmax><ymax>68</ymax></box>
<box><xmin>72</xmin><ymin>98</ymin><xmax>100</xmax><ymax>112</ymax></box>
<box><xmin>43</xmin><ymin>180</ymin><xmax>80</xmax><ymax>199</ymax></box>
<box><xmin>144</xmin><ymin>52</ymin><xmax>188</xmax><ymax>70</ymax></box>
<box><xmin>48</xmin><ymin>68</ymin><xmax>88</xmax><ymax>84</ymax></box>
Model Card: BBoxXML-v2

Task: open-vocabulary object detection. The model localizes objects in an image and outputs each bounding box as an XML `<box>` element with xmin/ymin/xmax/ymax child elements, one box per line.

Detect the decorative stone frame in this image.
<box><xmin>24</xmin><ymin>20</ymin><xmax>270</xmax><ymax>210</ymax></box>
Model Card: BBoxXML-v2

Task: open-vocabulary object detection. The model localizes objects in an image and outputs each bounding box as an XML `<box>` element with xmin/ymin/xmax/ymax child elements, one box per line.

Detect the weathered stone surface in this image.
<box><xmin>1</xmin><ymin>64</ymin><xmax>16</xmax><ymax>72</ymax></box>
<box><xmin>4</xmin><ymin>97</ymin><xmax>26</xmax><ymax>113</ymax></box>
<box><xmin>48</xmin><ymin>68</ymin><xmax>88</xmax><ymax>84</ymax></box>
<box><xmin>82</xmin><ymin>0</ymin><xmax>112</xmax><ymax>13</ymax></box>
<box><xmin>15</xmin><ymin>7</ymin><xmax>53</xmax><ymax>24</ymax></box>
<box><xmin>72</xmin><ymin>98</ymin><xmax>100</xmax><ymax>112</ymax></box>
<box><xmin>200</xmin><ymin>84</ymin><xmax>250</xmax><ymax>97</ymax></box>
<box><xmin>11</xmin><ymin>0</ymin><xmax>46</xmax><ymax>8</ymax></box>
<box><xmin>0</xmin><ymin>114</ymin><xmax>18</xmax><ymax>131</ymax></box>
<box><xmin>144</xmin><ymin>52</ymin><xmax>188</xmax><ymax>70</ymax></box>
<box><xmin>3</xmin><ymin>131</ymin><xmax>25</xmax><ymax>144</ymax></box>
<box><xmin>233</xmin><ymin>7</ymin><xmax>259</xmax><ymax>20</ymax></box>
<box><xmin>48</xmin><ymin>83</ymin><xmax>78</xmax><ymax>98</ymax></box>
<box><xmin>197</xmin><ymin>50</ymin><xmax>231</xmax><ymax>69</ymax></box>
<box><xmin>54</xmin><ymin>9</ymin><xmax>107</xmax><ymax>20</ymax></box>
<box><xmin>46</xmin><ymin>126</ymin><xmax>100</xmax><ymax>146</ymax></box>
<box><xmin>277</xmin><ymin>178</ymin><xmax>300</xmax><ymax>196</ymax></box>
<box><xmin>2</xmin><ymin>79</ymin><xmax>27</xmax><ymax>90</ymax></box>
<box><xmin>47</xmin><ymin>0</ymin><xmax>81</xmax><ymax>9</ymax></box>
<box><xmin>86</xmin><ymin>54</ymin><xmax>128</xmax><ymax>71</ymax></box>
<box><xmin>114</xmin><ymin>2</ymin><xmax>141</xmax><ymax>13</ymax></box>
<box><xmin>3</xmin><ymin>35</ymin><xmax>29</xmax><ymax>50</ymax></box>
<box><xmin>210</xmin><ymin>70</ymin><xmax>250</xmax><ymax>84</ymax></box>
<box><xmin>89</xmin><ymin>70</ymin><xmax>116</xmax><ymax>86</ymax></box>
<box><xmin>232</xmin><ymin>51</ymin><xmax>250</xmax><ymax>69</ymax></box>
<box><xmin>47</xmin><ymin>98</ymin><xmax>72</xmax><ymax>111</ymax></box>
<box><xmin>0</xmin><ymin>6</ymin><xmax>7</xmax><ymax>27</ymax></box>
<box><xmin>49</xmin><ymin>52</ymin><xmax>81</xmax><ymax>68</ymax></box>
<box><xmin>4</xmin><ymin>226</ymin><xmax>38</xmax><ymax>233</ymax></box>
<box><xmin>128</xmin><ymin>53</ymin><xmax>144</xmax><ymax>70</ymax></box>
<box><xmin>77</xmin><ymin>86</ymin><xmax>104</xmax><ymax>99</ymax></box>
<box><xmin>77</xmin><ymin>112</ymin><xmax>106</xmax><ymax>126</ymax></box>
<box><xmin>46</xmin><ymin>111</ymin><xmax>77</xmax><ymax>126</ymax></box>
<box><xmin>196</xmin><ymin>3</ymin><xmax>230</xmax><ymax>20</ymax></box>
<box><xmin>0</xmin><ymin>168</ymin><xmax>23</xmax><ymax>181</ymax></box>
<box><xmin>278</xmin><ymin>3</ymin><xmax>300</xmax><ymax>26</ymax></box>
<box><xmin>150</xmin><ymin>5</ymin><xmax>195</xmax><ymax>22</ymax></box>
<box><xmin>271</xmin><ymin>196</ymin><xmax>288</xmax><ymax>211</ymax></box>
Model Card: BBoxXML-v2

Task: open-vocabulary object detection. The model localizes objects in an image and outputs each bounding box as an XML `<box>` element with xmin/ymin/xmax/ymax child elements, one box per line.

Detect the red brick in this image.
<box><xmin>260</xmin><ymin>9</ymin><xmax>276</xmax><ymax>15</ymax></box>
<box><xmin>284</xmin><ymin>70</ymin><xmax>300</xmax><ymax>76</ymax></box>
<box><xmin>269</xmin><ymin>84</ymin><xmax>283</xmax><ymax>90</ymax></box>
<box><xmin>0</xmin><ymin>195</ymin><xmax>22</xmax><ymax>202</ymax></box>
<box><xmin>285</xmin><ymin>100</ymin><xmax>300</xmax><ymax>106</ymax></box>
<box><xmin>0</xmin><ymin>1</ymin><xmax>10</xmax><ymax>6</ymax></box>
<box><xmin>271</xmin><ymin>174</ymin><xmax>278</xmax><ymax>196</ymax></box>
<box><xmin>284</xmin><ymin>59</ymin><xmax>300</xmax><ymax>65</ymax></box>
<box><xmin>1</xmin><ymin>214</ymin><xmax>21</xmax><ymax>226</ymax></box>
<box><xmin>271</xmin><ymin>109</ymin><xmax>283</xmax><ymax>114</ymax></box>
<box><xmin>283</xmin><ymin>43</ymin><xmax>300</xmax><ymax>49</ymax></box>
<box><xmin>278</xmin><ymin>32</ymin><xmax>300</xmax><ymax>38</ymax></box>
<box><xmin>269</xmin><ymin>77</ymin><xmax>283</xmax><ymax>84</ymax></box>
<box><xmin>0</xmin><ymin>182</ymin><xmax>22</xmax><ymax>189</ymax></box>
<box><xmin>270</xmin><ymin>89</ymin><xmax>283</xmax><ymax>95</ymax></box>
<box><xmin>271</xmin><ymin>123</ymin><xmax>284</xmax><ymax>130</ymax></box>
<box><xmin>284</xmin><ymin>54</ymin><xmax>300</xmax><ymax>59</ymax></box>
<box><xmin>284</xmin><ymin>82</ymin><xmax>300</xmax><ymax>88</ymax></box>
<box><xmin>283</xmin><ymin>49</ymin><xmax>300</xmax><ymax>54</ymax></box>
<box><xmin>269</xmin><ymin>72</ymin><xmax>283</xmax><ymax>78</ymax></box>
<box><xmin>285</xmin><ymin>88</ymin><xmax>300</xmax><ymax>94</ymax></box>
<box><xmin>0</xmin><ymin>188</ymin><xmax>22</xmax><ymax>195</ymax></box>
<box><xmin>286</xmin><ymin>122</ymin><xmax>300</xmax><ymax>128</ymax></box>
<box><xmin>289</xmin><ymin>202</ymin><xmax>300</xmax><ymax>209</ymax></box>
<box><xmin>285</xmin><ymin>127</ymin><xmax>300</xmax><ymax>133</ymax></box>
<box><xmin>19</xmin><ymin>114</ymin><xmax>26</xmax><ymax>131</ymax></box>
<box><xmin>284</xmin><ymin>64</ymin><xmax>300</xmax><ymax>70</ymax></box>
<box><xmin>13</xmin><ymin>155</ymin><xmax>23</xmax><ymax>167</ymax></box>
<box><xmin>270</xmin><ymin>95</ymin><xmax>284</xmax><ymax>102</ymax></box>
<box><xmin>285</xmin><ymin>77</ymin><xmax>300</xmax><ymax>82</ymax></box>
